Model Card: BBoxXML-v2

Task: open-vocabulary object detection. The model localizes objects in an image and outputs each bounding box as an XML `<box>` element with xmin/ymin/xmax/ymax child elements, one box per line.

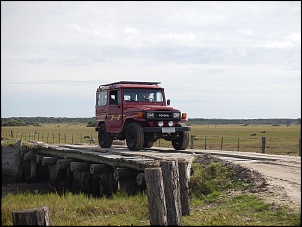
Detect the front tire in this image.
<box><xmin>98</xmin><ymin>124</ymin><xmax>113</xmax><ymax>148</ymax></box>
<box><xmin>126</xmin><ymin>123</ymin><xmax>144</xmax><ymax>151</ymax></box>
<box><xmin>172</xmin><ymin>123</ymin><xmax>190</xmax><ymax>150</ymax></box>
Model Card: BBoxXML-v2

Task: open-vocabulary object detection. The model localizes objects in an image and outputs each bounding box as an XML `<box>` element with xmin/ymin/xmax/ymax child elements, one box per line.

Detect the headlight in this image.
<box><xmin>168</xmin><ymin>121</ymin><xmax>173</xmax><ymax>127</ymax></box>
<box><xmin>173</xmin><ymin>112</ymin><xmax>180</xmax><ymax>118</ymax></box>
<box><xmin>158</xmin><ymin>121</ymin><xmax>164</xmax><ymax>127</ymax></box>
<box><xmin>146</xmin><ymin>112</ymin><xmax>154</xmax><ymax>118</ymax></box>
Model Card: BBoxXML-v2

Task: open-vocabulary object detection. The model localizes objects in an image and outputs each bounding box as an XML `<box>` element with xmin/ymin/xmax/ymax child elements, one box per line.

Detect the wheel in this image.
<box><xmin>98</xmin><ymin>124</ymin><xmax>113</xmax><ymax>148</ymax></box>
<box><xmin>143</xmin><ymin>141</ymin><xmax>154</xmax><ymax>148</ymax></box>
<box><xmin>172</xmin><ymin>123</ymin><xmax>190</xmax><ymax>150</ymax></box>
<box><xmin>126</xmin><ymin>123</ymin><xmax>144</xmax><ymax>151</ymax></box>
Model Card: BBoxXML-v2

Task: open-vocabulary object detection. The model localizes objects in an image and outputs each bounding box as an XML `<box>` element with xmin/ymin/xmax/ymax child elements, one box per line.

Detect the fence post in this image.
<box><xmin>204</xmin><ymin>136</ymin><xmax>207</xmax><ymax>150</ymax></box>
<box><xmin>237</xmin><ymin>137</ymin><xmax>240</xmax><ymax>151</ymax></box>
<box><xmin>262</xmin><ymin>137</ymin><xmax>266</xmax><ymax>154</ymax></box>
<box><xmin>299</xmin><ymin>139</ymin><xmax>301</xmax><ymax>157</ymax></box>
<box><xmin>221</xmin><ymin>137</ymin><xmax>223</xmax><ymax>150</ymax></box>
<box><xmin>190</xmin><ymin>135</ymin><xmax>195</xmax><ymax>149</ymax></box>
<box><xmin>144</xmin><ymin>167</ymin><xmax>167</xmax><ymax>226</ymax></box>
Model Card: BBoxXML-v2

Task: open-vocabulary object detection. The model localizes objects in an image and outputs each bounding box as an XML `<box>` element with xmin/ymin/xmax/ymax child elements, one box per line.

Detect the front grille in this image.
<box><xmin>145</xmin><ymin>111</ymin><xmax>180</xmax><ymax>121</ymax></box>
<box><xmin>154</xmin><ymin>112</ymin><xmax>173</xmax><ymax>119</ymax></box>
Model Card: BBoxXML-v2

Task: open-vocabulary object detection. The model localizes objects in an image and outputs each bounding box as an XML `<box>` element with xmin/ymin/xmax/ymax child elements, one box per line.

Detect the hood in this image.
<box><xmin>124</xmin><ymin>104</ymin><xmax>179</xmax><ymax>112</ymax></box>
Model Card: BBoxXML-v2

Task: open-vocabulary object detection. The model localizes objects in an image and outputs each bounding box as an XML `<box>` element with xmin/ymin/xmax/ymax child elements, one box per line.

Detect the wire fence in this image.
<box><xmin>2</xmin><ymin>130</ymin><xmax>301</xmax><ymax>156</ymax></box>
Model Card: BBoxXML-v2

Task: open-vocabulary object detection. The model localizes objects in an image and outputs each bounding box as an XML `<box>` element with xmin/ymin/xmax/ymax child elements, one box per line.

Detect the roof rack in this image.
<box><xmin>100</xmin><ymin>81</ymin><xmax>161</xmax><ymax>87</ymax></box>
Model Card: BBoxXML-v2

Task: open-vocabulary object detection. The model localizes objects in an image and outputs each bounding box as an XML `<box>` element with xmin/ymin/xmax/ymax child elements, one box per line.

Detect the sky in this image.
<box><xmin>1</xmin><ymin>1</ymin><xmax>301</xmax><ymax>119</ymax></box>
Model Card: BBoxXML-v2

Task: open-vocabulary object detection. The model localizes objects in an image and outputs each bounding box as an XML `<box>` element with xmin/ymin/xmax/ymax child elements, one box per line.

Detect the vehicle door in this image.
<box><xmin>106</xmin><ymin>89</ymin><xmax>123</xmax><ymax>133</ymax></box>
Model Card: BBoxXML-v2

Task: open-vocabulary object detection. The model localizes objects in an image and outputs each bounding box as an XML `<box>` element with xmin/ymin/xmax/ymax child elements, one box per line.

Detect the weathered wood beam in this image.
<box><xmin>12</xmin><ymin>207</ymin><xmax>51</xmax><ymax>226</ymax></box>
<box><xmin>113</xmin><ymin>167</ymin><xmax>138</xmax><ymax>181</ymax></box>
<box><xmin>178</xmin><ymin>160</ymin><xmax>190</xmax><ymax>216</ymax></box>
<box><xmin>145</xmin><ymin>167</ymin><xmax>167</xmax><ymax>226</ymax></box>
<box><xmin>70</xmin><ymin>162</ymin><xmax>91</xmax><ymax>172</ymax></box>
<box><xmin>42</xmin><ymin>157</ymin><xmax>59</xmax><ymax>166</ymax></box>
<box><xmin>160</xmin><ymin>160</ymin><xmax>182</xmax><ymax>225</ymax></box>
<box><xmin>56</xmin><ymin>159</ymin><xmax>76</xmax><ymax>169</ymax></box>
<box><xmin>36</xmin><ymin>147</ymin><xmax>159</xmax><ymax>171</ymax></box>
<box><xmin>90</xmin><ymin>163</ymin><xmax>113</xmax><ymax>174</ymax></box>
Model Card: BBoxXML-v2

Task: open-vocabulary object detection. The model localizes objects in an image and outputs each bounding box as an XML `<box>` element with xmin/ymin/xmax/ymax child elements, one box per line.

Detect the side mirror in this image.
<box><xmin>167</xmin><ymin>99</ymin><xmax>170</xmax><ymax>106</ymax></box>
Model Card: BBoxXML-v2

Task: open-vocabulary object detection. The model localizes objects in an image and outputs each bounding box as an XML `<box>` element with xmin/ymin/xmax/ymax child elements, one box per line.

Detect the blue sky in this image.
<box><xmin>1</xmin><ymin>1</ymin><xmax>301</xmax><ymax>119</ymax></box>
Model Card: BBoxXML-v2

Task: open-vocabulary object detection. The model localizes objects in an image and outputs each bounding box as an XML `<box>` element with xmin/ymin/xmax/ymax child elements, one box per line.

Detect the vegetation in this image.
<box><xmin>1</xmin><ymin>123</ymin><xmax>300</xmax><ymax>156</ymax></box>
<box><xmin>1</xmin><ymin>117</ymin><xmax>300</xmax><ymax>126</ymax></box>
<box><xmin>1</xmin><ymin>156</ymin><xmax>300</xmax><ymax>226</ymax></box>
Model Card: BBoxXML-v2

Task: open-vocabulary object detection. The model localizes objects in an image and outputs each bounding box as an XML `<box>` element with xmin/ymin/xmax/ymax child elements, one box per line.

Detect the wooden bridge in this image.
<box><xmin>2</xmin><ymin>140</ymin><xmax>195</xmax><ymax>225</ymax></box>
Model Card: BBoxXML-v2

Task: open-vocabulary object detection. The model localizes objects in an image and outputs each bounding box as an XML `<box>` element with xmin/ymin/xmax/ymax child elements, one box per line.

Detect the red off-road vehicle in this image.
<box><xmin>95</xmin><ymin>81</ymin><xmax>191</xmax><ymax>151</ymax></box>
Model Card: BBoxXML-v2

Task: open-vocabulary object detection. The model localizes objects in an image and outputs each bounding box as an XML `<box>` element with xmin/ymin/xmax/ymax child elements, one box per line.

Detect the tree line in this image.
<box><xmin>1</xmin><ymin>117</ymin><xmax>300</xmax><ymax>127</ymax></box>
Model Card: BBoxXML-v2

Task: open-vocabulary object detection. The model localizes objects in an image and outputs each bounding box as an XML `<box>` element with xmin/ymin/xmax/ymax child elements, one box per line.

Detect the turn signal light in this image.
<box><xmin>181</xmin><ymin>113</ymin><xmax>187</xmax><ymax>119</ymax></box>
<box><xmin>138</xmin><ymin>112</ymin><xmax>143</xmax><ymax>118</ymax></box>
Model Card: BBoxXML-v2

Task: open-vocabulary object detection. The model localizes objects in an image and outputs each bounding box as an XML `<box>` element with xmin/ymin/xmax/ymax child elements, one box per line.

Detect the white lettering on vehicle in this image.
<box><xmin>159</xmin><ymin>114</ymin><xmax>170</xmax><ymax>117</ymax></box>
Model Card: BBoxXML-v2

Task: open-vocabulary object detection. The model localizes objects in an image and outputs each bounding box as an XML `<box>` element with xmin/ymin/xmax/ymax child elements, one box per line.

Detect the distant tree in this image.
<box><xmin>2</xmin><ymin>119</ymin><xmax>26</xmax><ymax>126</ymax></box>
<box><xmin>86</xmin><ymin>121</ymin><xmax>95</xmax><ymax>127</ymax></box>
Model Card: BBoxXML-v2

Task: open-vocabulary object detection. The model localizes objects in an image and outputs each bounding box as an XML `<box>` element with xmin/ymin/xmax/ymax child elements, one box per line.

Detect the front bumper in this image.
<box><xmin>143</xmin><ymin>126</ymin><xmax>191</xmax><ymax>133</ymax></box>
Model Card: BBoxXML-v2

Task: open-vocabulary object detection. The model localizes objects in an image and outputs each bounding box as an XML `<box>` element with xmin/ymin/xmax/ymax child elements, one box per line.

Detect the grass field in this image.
<box><xmin>1</xmin><ymin>124</ymin><xmax>301</xmax><ymax>226</ymax></box>
<box><xmin>1</xmin><ymin>123</ymin><xmax>301</xmax><ymax>156</ymax></box>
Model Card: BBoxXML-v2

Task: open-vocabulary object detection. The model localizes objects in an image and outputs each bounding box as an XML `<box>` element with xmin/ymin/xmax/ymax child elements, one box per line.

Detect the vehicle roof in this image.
<box><xmin>98</xmin><ymin>81</ymin><xmax>163</xmax><ymax>91</ymax></box>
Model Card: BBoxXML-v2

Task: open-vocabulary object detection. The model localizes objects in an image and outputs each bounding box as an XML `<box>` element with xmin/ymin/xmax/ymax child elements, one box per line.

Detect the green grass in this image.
<box><xmin>1</xmin><ymin>156</ymin><xmax>300</xmax><ymax>226</ymax></box>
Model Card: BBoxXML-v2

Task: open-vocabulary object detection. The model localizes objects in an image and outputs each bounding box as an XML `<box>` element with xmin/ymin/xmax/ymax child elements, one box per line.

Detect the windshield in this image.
<box><xmin>123</xmin><ymin>88</ymin><xmax>164</xmax><ymax>102</ymax></box>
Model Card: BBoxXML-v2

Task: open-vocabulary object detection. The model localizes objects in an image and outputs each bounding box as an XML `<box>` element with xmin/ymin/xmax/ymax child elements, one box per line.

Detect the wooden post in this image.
<box><xmin>221</xmin><ymin>137</ymin><xmax>223</xmax><ymax>150</ymax></box>
<box><xmin>160</xmin><ymin>160</ymin><xmax>182</xmax><ymax>226</ymax></box>
<box><xmin>48</xmin><ymin>165</ymin><xmax>60</xmax><ymax>186</ymax></box>
<box><xmin>114</xmin><ymin>168</ymin><xmax>139</xmax><ymax>194</ymax></box>
<box><xmin>12</xmin><ymin>207</ymin><xmax>51</xmax><ymax>226</ymax></box>
<box><xmin>262</xmin><ymin>137</ymin><xmax>266</xmax><ymax>154</ymax></box>
<box><xmin>99</xmin><ymin>173</ymin><xmax>118</xmax><ymax>197</ymax></box>
<box><xmin>190</xmin><ymin>135</ymin><xmax>194</xmax><ymax>149</ymax></box>
<box><xmin>136</xmin><ymin>172</ymin><xmax>146</xmax><ymax>187</ymax></box>
<box><xmin>145</xmin><ymin>167</ymin><xmax>167</xmax><ymax>226</ymax></box>
<box><xmin>70</xmin><ymin>162</ymin><xmax>91</xmax><ymax>193</ymax></box>
<box><xmin>90</xmin><ymin>164</ymin><xmax>114</xmax><ymax>197</ymax></box>
<box><xmin>14</xmin><ymin>140</ymin><xmax>23</xmax><ymax>182</ymax></box>
<box><xmin>178</xmin><ymin>160</ymin><xmax>190</xmax><ymax>216</ymax></box>
<box><xmin>204</xmin><ymin>136</ymin><xmax>207</xmax><ymax>150</ymax></box>
<box><xmin>299</xmin><ymin>139</ymin><xmax>301</xmax><ymax>157</ymax></box>
<box><xmin>237</xmin><ymin>137</ymin><xmax>240</xmax><ymax>151</ymax></box>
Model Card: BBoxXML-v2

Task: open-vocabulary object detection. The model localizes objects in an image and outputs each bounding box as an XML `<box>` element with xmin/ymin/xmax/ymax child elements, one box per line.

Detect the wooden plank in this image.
<box><xmin>36</xmin><ymin>146</ymin><xmax>159</xmax><ymax>170</ymax></box>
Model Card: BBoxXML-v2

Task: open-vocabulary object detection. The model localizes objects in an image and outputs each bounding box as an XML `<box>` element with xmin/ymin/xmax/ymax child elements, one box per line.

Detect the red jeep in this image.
<box><xmin>95</xmin><ymin>81</ymin><xmax>191</xmax><ymax>151</ymax></box>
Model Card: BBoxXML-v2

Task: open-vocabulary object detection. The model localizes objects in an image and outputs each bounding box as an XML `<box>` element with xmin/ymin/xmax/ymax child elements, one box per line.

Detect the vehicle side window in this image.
<box><xmin>97</xmin><ymin>91</ymin><xmax>107</xmax><ymax>106</ymax></box>
<box><xmin>109</xmin><ymin>90</ymin><xmax>121</xmax><ymax>105</ymax></box>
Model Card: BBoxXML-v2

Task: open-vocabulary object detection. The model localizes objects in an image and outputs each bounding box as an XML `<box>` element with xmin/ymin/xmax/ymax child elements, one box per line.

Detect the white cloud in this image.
<box><xmin>1</xmin><ymin>1</ymin><xmax>301</xmax><ymax>118</ymax></box>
